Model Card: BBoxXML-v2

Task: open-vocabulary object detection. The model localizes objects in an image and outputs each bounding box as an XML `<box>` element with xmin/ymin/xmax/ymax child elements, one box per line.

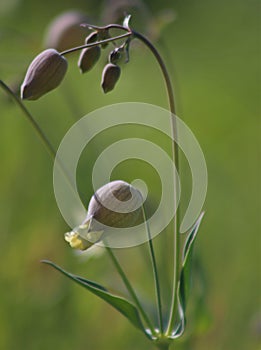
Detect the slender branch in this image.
<box><xmin>81</xmin><ymin>23</ymin><xmax>131</xmax><ymax>32</ymax></box>
<box><xmin>131</xmin><ymin>31</ymin><xmax>180</xmax><ymax>335</ymax></box>
<box><xmin>0</xmin><ymin>80</ymin><xmax>76</xmax><ymax>195</ymax></box>
<box><xmin>0</xmin><ymin>80</ymin><xmax>56</xmax><ymax>158</ymax></box>
<box><xmin>60</xmin><ymin>32</ymin><xmax>132</xmax><ymax>56</ymax></box>
<box><xmin>142</xmin><ymin>206</ymin><xmax>163</xmax><ymax>334</ymax></box>
<box><xmin>105</xmin><ymin>246</ymin><xmax>157</xmax><ymax>337</ymax></box>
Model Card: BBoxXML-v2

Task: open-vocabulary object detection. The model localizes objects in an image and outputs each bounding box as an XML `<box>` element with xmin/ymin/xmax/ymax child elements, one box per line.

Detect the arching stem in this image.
<box><xmin>131</xmin><ymin>30</ymin><xmax>180</xmax><ymax>335</ymax></box>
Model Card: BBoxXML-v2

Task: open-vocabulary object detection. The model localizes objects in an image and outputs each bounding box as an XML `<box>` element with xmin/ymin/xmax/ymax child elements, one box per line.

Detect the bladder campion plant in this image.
<box><xmin>0</xmin><ymin>15</ymin><xmax>205</xmax><ymax>350</ymax></box>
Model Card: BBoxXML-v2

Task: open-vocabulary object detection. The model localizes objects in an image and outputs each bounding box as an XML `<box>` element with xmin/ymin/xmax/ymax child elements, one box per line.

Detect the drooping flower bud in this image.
<box><xmin>78</xmin><ymin>32</ymin><xmax>101</xmax><ymax>73</ymax></box>
<box><xmin>85</xmin><ymin>31</ymin><xmax>98</xmax><ymax>44</ymax></box>
<box><xmin>65</xmin><ymin>180</ymin><xmax>144</xmax><ymax>250</ymax></box>
<box><xmin>109</xmin><ymin>47</ymin><xmax>122</xmax><ymax>64</ymax></box>
<box><xmin>21</xmin><ymin>49</ymin><xmax>68</xmax><ymax>100</ymax></box>
<box><xmin>101</xmin><ymin>63</ymin><xmax>121</xmax><ymax>93</ymax></box>
<box><xmin>78</xmin><ymin>47</ymin><xmax>101</xmax><ymax>73</ymax></box>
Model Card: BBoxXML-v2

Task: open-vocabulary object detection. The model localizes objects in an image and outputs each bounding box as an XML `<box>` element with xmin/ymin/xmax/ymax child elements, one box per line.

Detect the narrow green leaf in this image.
<box><xmin>180</xmin><ymin>212</ymin><xmax>205</xmax><ymax>311</ymax></box>
<box><xmin>41</xmin><ymin>260</ymin><xmax>148</xmax><ymax>336</ymax></box>
<box><xmin>182</xmin><ymin>212</ymin><xmax>205</xmax><ymax>264</ymax></box>
<box><xmin>169</xmin><ymin>212</ymin><xmax>205</xmax><ymax>339</ymax></box>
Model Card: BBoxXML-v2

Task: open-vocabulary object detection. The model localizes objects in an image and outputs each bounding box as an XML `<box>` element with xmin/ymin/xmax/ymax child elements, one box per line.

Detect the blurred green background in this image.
<box><xmin>0</xmin><ymin>0</ymin><xmax>260</xmax><ymax>349</ymax></box>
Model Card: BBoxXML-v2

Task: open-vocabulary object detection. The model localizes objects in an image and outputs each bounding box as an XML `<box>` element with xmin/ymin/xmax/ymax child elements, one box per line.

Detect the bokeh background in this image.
<box><xmin>0</xmin><ymin>0</ymin><xmax>260</xmax><ymax>349</ymax></box>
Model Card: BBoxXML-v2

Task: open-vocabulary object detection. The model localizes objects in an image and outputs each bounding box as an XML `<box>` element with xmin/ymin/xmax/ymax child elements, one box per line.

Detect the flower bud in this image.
<box><xmin>78</xmin><ymin>46</ymin><xmax>101</xmax><ymax>73</ymax></box>
<box><xmin>85</xmin><ymin>31</ymin><xmax>98</xmax><ymax>44</ymax></box>
<box><xmin>21</xmin><ymin>49</ymin><xmax>68</xmax><ymax>100</ymax></box>
<box><xmin>109</xmin><ymin>48</ymin><xmax>122</xmax><ymax>64</ymax></box>
<box><xmin>101</xmin><ymin>63</ymin><xmax>121</xmax><ymax>93</ymax></box>
<box><xmin>65</xmin><ymin>180</ymin><xmax>144</xmax><ymax>250</ymax></box>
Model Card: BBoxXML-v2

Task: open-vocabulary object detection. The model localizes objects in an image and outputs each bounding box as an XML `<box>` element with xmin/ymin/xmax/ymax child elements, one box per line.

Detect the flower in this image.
<box><xmin>65</xmin><ymin>180</ymin><xmax>143</xmax><ymax>250</ymax></box>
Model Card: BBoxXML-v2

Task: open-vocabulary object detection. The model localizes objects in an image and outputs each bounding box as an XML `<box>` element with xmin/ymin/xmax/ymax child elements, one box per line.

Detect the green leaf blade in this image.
<box><xmin>41</xmin><ymin>260</ymin><xmax>148</xmax><ymax>337</ymax></box>
<box><xmin>180</xmin><ymin>212</ymin><xmax>205</xmax><ymax>311</ymax></box>
<box><xmin>169</xmin><ymin>212</ymin><xmax>205</xmax><ymax>339</ymax></box>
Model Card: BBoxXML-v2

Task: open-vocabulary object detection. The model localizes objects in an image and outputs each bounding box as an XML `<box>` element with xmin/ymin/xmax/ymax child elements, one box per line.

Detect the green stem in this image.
<box><xmin>105</xmin><ymin>246</ymin><xmax>157</xmax><ymax>337</ymax></box>
<box><xmin>131</xmin><ymin>31</ymin><xmax>180</xmax><ymax>335</ymax></box>
<box><xmin>0</xmin><ymin>80</ymin><xmax>56</xmax><ymax>159</ymax></box>
<box><xmin>0</xmin><ymin>80</ymin><xmax>77</xmax><ymax>196</ymax></box>
<box><xmin>142</xmin><ymin>206</ymin><xmax>163</xmax><ymax>334</ymax></box>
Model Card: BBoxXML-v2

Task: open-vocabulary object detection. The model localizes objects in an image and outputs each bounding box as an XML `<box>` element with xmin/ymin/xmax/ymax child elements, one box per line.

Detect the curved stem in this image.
<box><xmin>82</xmin><ymin>23</ymin><xmax>131</xmax><ymax>32</ymax></box>
<box><xmin>142</xmin><ymin>206</ymin><xmax>163</xmax><ymax>334</ymax></box>
<box><xmin>105</xmin><ymin>246</ymin><xmax>157</xmax><ymax>337</ymax></box>
<box><xmin>131</xmin><ymin>31</ymin><xmax>180</xmax><ymax>335</ymax></box>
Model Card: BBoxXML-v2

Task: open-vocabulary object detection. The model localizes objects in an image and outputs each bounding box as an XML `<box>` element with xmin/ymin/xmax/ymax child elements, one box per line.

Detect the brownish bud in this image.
<box><xmin>43</xmin><ymin>11</ymin><xmax>89</xmax><ymax>51</ymax></box>
<box><xmin>101</xmin><ymin>63</ymin><xmax>121</xmax><ymax>93</ymax></box>
<box><xmin>85</xmin><ymin>31</ymin><xmax>98</xmax><ymax>44</ymax></box>
<box><xmin>78</xmin><ymin>46</ymin><xmax>101</xmax><ymax>73</ymax></box>
<box><xmin>109</xmin><ymin>48</ymin><xmax>122</xmax><ymax>64</ymax></box>
<box><xmin>21</xmin><ymin>49</ymin><xmax>68</xmax><ymax>100</ymax></box>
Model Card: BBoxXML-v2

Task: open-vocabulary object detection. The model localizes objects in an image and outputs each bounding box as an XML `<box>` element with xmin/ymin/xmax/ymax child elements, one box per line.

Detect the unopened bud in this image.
<box><xmin>85</xmin><ymin>31</ymin><xmax>98</xmax><ymax>44</ymax></box>
<box><xmin>101</xmin><ymin>63</ymin><xmax>121</xmax><ymax>93</ymax></box>
<box><xmin>109</xmin><ymin>47</ymin><xmax>122</xmax><ymax>64</ymax></box>
<box><xmin>21</xmin><ymin>49</ymin><xmax>68</xmax><ymax>100</ymax></box>
<box><xmin>78</xmin><ymin>46</ymin><xmax>101</xmax><ymax>73</ymax></box>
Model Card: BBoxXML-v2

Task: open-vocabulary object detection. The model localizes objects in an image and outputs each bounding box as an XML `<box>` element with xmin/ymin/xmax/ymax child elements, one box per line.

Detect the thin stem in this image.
<box><xmin>0</xmin><ymin>80</ymin><xmax>76</xmax><ymax>195</ymax></box>
<box><xmin>142</xmin><ymin>206</ymin><xmax>163</xmax><ymax>334</ymax></box>
<box><xmin>81</xmin><ymin>23</ymin><xmax>131</xmax><ymax>32</ymax></box>
<box><xmin>131</xmin><ymin>31</ymin><xmax>180</xmax><ymax>335</ymax></box>
<box><xmin>105</xmin><ymin>246</ymin><xmax>157</xmax><ymax>337</ymax></box>
<box><xmin>0</xmin><ymin>80</ymin><xmax>56</xmax><ymax>159</ymax></box>
<box><xmin>60</xmin><ymin>32</ymin><xmax>131</xmax><ymax>56</ymax></box>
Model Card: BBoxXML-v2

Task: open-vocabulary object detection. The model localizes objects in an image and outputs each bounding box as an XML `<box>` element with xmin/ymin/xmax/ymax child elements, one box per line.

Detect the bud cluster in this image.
<box><xmin>20</xmin><ymin>24</ymin><xmax>131</xmax><ymax>101</ymax></box>
<box><xmin>77</xmin><ymin>28</ymin><xmax>127</xmax><ymax>94</ymax></box>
